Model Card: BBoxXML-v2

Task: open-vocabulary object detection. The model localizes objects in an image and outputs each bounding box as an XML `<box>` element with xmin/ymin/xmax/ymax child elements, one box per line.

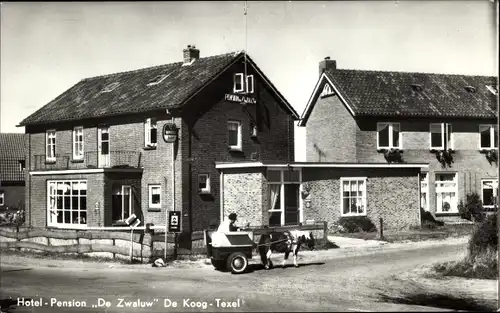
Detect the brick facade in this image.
<box><xmin>302</xmin><ymin>168</ymin><xmax>421</xmax><ymax>231</ymax></box>
<box><xmin>304</xmin><ymin>77</ymin><xmax>498</xmax><ymax>224</ymax></box>
<box><xmin>24</xmin><ymin>60</ymin><xmax>296</xmax><ymax>232</ymax></box>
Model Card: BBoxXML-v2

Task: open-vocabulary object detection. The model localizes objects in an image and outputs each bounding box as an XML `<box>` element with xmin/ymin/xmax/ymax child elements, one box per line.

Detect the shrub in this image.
<box><xmin>468</xmin><ymin>212</ymin><xmax>497</xmax><ymax>258</ymax></box>
<box><xmin>337</xmin><ymin>216</ymin><xmax>377</xmax><ymax>233</ymax></box>
<box><xmin>458</xmin><ymin>193</ymin><xmax>485</xmax><ymax>222</ymax></box>
<box><xmin>420</xmin><ymin>207</ymin><xmax>444</xmax><ymax>227</ymax></box>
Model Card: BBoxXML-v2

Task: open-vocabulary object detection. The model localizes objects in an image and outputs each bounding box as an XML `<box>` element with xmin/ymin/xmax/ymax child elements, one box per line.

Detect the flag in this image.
<box><xmin>244</xmin><ymin>1</ymin><xmax>248</xmax><ymax>15</ymax></box>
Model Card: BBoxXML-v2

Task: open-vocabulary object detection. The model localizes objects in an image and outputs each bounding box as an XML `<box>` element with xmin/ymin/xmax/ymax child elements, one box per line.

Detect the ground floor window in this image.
<box><xmin>481</xmin><ymin>179</ymin><xmax>498</xmax><ymax>211</ymax></box>
<box><xmin>420</xmin><ymin>173</ymin><xmax>429</xmax><ymax>211</ymax></box>
<box><xmin>112</xmin><ymin>185</ymin><xmax>132</xmax><ymax>224</ymax></box>
<box><xmin>149</xmin><ymin>185</ymin><xmax>161</xmax><ymax>209</ymax></box>
<box><xmin>0</xmin><ymin>191</ymin><xmax>4</xmax><ymax>205</ymax></box>
<box><xmin>267</xmin><ymin>169</ymin><xmax>301</xmax><ymax>226</ymax></box>
<box><xmin>340</xmin><ymin>178</ymin><xmax>367</xmax><ymax>216</ymax></box>
<box><xmin>435</xmin><ymin>173</ymin><xmax>458</xmax><ymax>213</ymax></box>
<box><xmin>47</xmin><ymin>180</ymin><xmax>87</xmax><ymax>227</ymax></box>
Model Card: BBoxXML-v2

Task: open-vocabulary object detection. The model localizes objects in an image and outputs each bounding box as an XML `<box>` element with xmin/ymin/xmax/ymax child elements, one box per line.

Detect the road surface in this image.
<box><xmin>0</xmin><ymin>241</ymin><xmax>473</xmax><ymax>312</ymax></box>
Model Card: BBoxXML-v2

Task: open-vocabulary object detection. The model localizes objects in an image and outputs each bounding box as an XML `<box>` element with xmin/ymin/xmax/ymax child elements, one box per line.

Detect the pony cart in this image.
<box><xmin>203</xmin><ymin>230</ymin><xmax>255</xmax><ymax>274</ymax></box>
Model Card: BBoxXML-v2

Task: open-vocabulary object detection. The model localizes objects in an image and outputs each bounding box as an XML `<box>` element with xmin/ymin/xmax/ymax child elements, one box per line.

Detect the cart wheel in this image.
<box><xmin>226</xmin><ymin>252</ymin><xmax>248</xmax><ymax>274</ymax></box>
<box><xmin>211</xmin><ymin>259</ymin><xmax>226</xmax><ymax>271</ymax></box>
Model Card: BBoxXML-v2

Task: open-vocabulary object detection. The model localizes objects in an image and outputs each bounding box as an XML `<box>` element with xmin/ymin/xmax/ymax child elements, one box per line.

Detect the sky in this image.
<box><xmin>1</xmin><ymin>1</ymin><xmax>498</xmax><ymax>161</ymax></box>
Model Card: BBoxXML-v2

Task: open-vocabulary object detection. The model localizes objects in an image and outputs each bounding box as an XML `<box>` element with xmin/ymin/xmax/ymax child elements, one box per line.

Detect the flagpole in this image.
<box><xmin>244</xmin><ymin>0</ymin><xmax>248</xmax><ymax>94</ymax></box>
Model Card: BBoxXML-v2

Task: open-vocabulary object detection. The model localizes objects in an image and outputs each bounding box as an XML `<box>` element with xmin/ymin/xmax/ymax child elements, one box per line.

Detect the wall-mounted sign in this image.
<box><xmin>225</xmin><ymin>93</ymin><xmax>257</xmax><ymax>105</ymax></box>
<box><xmin>168</xmin><ymin>211</ymin><xmax>181</xmax><ymax>232</ymax></box>
<box><xmin>163</xmin><ymin>123</ymin><xmax>178</xmax><ymax>143</ymax></box>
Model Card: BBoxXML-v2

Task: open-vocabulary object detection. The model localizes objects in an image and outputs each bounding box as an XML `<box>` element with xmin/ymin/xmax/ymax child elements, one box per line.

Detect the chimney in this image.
<box><xmin>319</xmin><ymin>56</ymin><xmax>336</xmax><ymax>76</ymax></box>
<box><xmin>183</xmin><ymin>45</ymin><xmax>200</xmax><ymax>64</ymax></box>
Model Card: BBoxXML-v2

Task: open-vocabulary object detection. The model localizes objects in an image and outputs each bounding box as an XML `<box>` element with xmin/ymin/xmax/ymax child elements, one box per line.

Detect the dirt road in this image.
<box><xmin>0</xmin><ymin>237</ymin><xmax>496</xmax><ymax>312</ymax></box>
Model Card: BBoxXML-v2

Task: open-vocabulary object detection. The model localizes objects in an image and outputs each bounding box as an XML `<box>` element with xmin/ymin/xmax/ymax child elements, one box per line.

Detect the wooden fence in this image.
<box><xmin>0</xmin><ymin>222</ymin><xmax>328</xmax><ymax>263</ymax></box>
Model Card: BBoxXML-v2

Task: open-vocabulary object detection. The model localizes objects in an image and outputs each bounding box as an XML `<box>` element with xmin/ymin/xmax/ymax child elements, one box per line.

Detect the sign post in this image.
<box><xmin>125</xmin><ymin>214</ymin><xmax>141</xmax><ymax>263</ymax></box>
<box><xmin>163</xmin><ymin>120</ymin><xmax>178</xmax><ymax>261</ymax></box>
<box><xmin>169</xmin><ymin>211</ymin><xmax>181</xmax><ymax>259</ymax></box>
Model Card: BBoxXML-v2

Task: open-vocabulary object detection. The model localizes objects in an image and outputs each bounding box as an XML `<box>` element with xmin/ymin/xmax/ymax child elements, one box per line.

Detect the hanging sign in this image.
<box><xmin>225</xmin><ymin>93</ymin><xmax>256</xmax><ymax>105</ymax></box>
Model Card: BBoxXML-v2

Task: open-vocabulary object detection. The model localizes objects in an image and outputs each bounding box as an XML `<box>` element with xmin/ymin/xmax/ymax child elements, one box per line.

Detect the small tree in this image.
<box><xmin>458</xmin><ymin>193</ymin><xmax>485</xmax><ymax>222</ymax></box>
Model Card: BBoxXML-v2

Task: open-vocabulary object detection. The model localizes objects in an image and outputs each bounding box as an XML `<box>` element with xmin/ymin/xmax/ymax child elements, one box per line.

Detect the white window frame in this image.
<box><xmin>481</xmin><ymin>179</ymin><xmax>498</xmax><ymax>209</ymax></box>
<box><xmin>376</xmin><ymin>122</ymin><xmax>402</xmax><ymax>150</ymax></box>
<box><xmin>429</xmin><ymin>123</ymin><xmax>454</xmax><ymax>151</ymax></box>
<box><xmin>144</xmin><ymin>118</ymin><xmax>158</xmax><ymax>148</ymax></box>
<box><xmin>340</xmin><ymin>177</ymin><xmax>368</xmax><ymax>217</ymax></box>
<box><xmin>233</xmin><ymin>73</ymin><xmax>244</xmax><ymax>93</ymax></box>
<box><xmin>72</xmin><ymin>126</ymin><xmax>84</xmax><ymax>160</ymax></box>
<box><xmin>198</xmin><ymin>174</ymin><xmax>211</xmax><ymax>194</ymax></box>
<box><xmin>228</xmin><ymin>120</ymin><xmax>242</xmax><ymax>151</ymax></box>
<box><xmin>118</xmin><ymin>185</ymin><xmax>133</xmax><ymax>221</ymax></box>
<box><xmin>479</xmin><ymin>124</ymin><xmax>498</xmax><ymax>150</ymax></box>
<box><xmin>435</xmin><ymin>173</ymin><xmax>458</xmax><ymax>213</ymax></box>
<box><xmin>420</xmin><ymin>173</ymin><xmax>429</xmax><ymax>211</ymax></box>
<box><xmin>149</xmin><ymin>185</ymin><xmax>161</xmax><ymax>209</ymax></box>
<box><xmin>320</xmin><ymin>83</ymin><xmax>334</xmax><ymax>97</ymax></box>
<box><xmin>0</xmin><ymin>191</ymin><xmax>4</xmax><ymax>205</ymax></box>
<box><xmin>46</xmin><ymin>180</ymin><xmax>87</xmax><ymax>229</ymax></box>
<box><xmin>267</xmin><ymin>168</ymin><xmax>303</xmax><ymax>226</ymax></box>
<box><xmin>246</xmin><ymin>75</ymin><xmax>254</xmax><ymax>93</ymax></box>
<box><xmin>46</xmin><ymin>130</ymin><xmax>56</xmax><ymax>162</ymax></box>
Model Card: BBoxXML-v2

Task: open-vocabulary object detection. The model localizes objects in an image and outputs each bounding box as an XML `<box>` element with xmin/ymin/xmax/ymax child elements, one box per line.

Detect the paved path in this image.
<box><xmin>1</xmin><ymin>238</ymin><xmax>484</xmax><ymax>312</ymax></box>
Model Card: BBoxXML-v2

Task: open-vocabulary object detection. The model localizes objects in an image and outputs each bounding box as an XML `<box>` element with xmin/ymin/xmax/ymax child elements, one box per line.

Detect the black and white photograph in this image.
<box><xmin>0</xmin><ymin>1</ymin><xmax>498</xmax><ymax>312</ymax></box>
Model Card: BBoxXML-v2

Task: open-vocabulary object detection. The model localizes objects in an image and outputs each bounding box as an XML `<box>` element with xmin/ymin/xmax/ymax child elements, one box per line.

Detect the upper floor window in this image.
<box><xmin>233</xmin><ymin>73</ymin><xmax>254</xmax><ymax>94</ymax></box>
<box><xmin>430</xmin><ymin>123</ymin><xmax>453</xmax><ymax>150</ymax></box>
<box><xmin>479</xmin><ymin>125</ymin><xmax>498</xmax><ymax>150</ymax></box>
<box><xmin>198</xmin><ymin>174</ymin><xmax>211</xmax><ymax>194</ymax></box>
<box><xmin>377</xmin><ymin>122</ymin><xmax>401</xmax><ymax>149</ymax></box>
<box><xmin>144</xmin><ymin>118</ymin><xmax>157</xmax><ymax>148</ymax></box>
<box><xmin>228</xmin><ymin>121</ymin><xmax>242</xmax><ymax>151</ymax></box>
<box><xmin>18</xmin><ymin>160</ymin><xmax>25</xmax><ymax>172</ymax></box>
<box><xmin>73</xmin><ymin>126</ymin><xmax>84</xmax><ymax>160</ymax></box>
<box><xmin>46</xmin><ymin>130</ymin><xmax>56</xmax><ymax>162</ymax></box>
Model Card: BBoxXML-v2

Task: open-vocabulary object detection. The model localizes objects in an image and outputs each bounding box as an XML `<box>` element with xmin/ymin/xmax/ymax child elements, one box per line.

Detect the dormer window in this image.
<box><xmin>464</xmin><ymin>86</ymin><xmax>476</xmax><ymax>93</ymax></box>
<box><xmin>101</xmin><ymin>82</ymin><xmax>120</xmax><ymax>93</ymax></box>
<box><xmin>233</xmin><ymin>73</ymin><xmax>254</xmax><ymax>94</ymax></box>
<box><xmin>486</xmin><ymin>85</ymin><xmax>498</xmax><ymax>95</ymax></box>
<box><xmin>410</xmin><ymin>84</ymin><xmax>423</xmax><ymax>92</ymax></box>
<box><xmin>147</xmin><ymin>74</ymin><xmax>169</xmax><ymax>86</ymax></box>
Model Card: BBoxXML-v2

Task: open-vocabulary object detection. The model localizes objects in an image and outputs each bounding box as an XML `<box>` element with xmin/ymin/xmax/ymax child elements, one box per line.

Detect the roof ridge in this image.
<box><xmin>329</xmin><ymin>68</ymin><xmax>497</xmax><ymax>79</ymax></box>
<box><xmin>81</xmin><ymin>51</ymin><xmax>241</xmax><ymax>82</ymax></box>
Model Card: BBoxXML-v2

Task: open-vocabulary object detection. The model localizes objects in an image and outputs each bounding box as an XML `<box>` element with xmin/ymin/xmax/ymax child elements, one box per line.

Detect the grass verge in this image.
<box><xmin>433</xmin><ymin>247</ymin><xmax>497</xmax><ymax>280</ymax></box>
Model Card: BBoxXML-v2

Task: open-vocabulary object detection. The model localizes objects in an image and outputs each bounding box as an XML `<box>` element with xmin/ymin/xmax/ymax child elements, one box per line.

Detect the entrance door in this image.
<box><xmin>112</xmin><ymin>185</ymin><xmax>132</xmax><ymax>224</ymax></box>
<box><xmin>98</xmin><ymin>126</ymin><xmax>110</xmax><ymax>167</ymax></box>
<box><xmin>284</xmin><ymin>184</ymin><xmax>299</xmax><ymax>225</ymax></box>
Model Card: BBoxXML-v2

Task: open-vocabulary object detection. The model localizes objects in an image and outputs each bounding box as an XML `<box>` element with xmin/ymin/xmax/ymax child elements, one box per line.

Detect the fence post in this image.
<box><xmin>112</xmin><ymin>238</ymin><xmax>116</xmax><ymax>260</ymax></box>
<box><xmin>379</xmin><ymin>217</ymin><xmax>384</xmax><ymax>240</ymax></box>
<box><xmin>323</xmin><ymin>221</ymin><xmax>328</xmax><ymax>246</ymax></box>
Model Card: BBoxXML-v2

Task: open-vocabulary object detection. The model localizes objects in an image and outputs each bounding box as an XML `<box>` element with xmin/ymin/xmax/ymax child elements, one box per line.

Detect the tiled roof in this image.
<box><xmin>300</xmin><ymin>68</ymin><xmax>498</xmax><ymax>125</ymax></box>
<box><xmin>326</xmin><ymin>69</ymin><xmax>497</xmax><ymax>118</ymax></box>
<box><xmin>0</xmin><ymin>133</ymin><xmax>26</xmax><ymax>182</ymax></box>
<box><xmin>0</xmin><ymin>133</ymin><xmax>26</xmax><ymax>159</ymax></box>
<box><xmin>20</xmin><ymin>51</ymin><xmax>300</xmax><ymax>126</ymax></box>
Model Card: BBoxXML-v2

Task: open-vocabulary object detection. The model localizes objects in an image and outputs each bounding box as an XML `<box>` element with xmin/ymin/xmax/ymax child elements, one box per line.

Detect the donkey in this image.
<box><xmin>257</xmin><ymin>230</ymin><xmax>315</xmax><ymax>269</ymax></box>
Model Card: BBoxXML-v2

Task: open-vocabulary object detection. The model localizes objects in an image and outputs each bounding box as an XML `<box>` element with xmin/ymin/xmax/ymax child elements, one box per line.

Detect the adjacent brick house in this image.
<box><xmin>18</xmin><ymin>45</ymin><xmax>299</xmax><ymax>232</ymax></box>
<box><xmin>0</xmin><ymin>133</ymin><xmax>27</xmax><ymax>211</ymax></box>
<box><xmin>299</xmin><ymin>58</ymin><xmax>498</xmax><ymax>224</ymax></box>
<box><xmin>216</xmin><ymin>162</ymin><xmax>427</xmax><ymax>230</ymax></box>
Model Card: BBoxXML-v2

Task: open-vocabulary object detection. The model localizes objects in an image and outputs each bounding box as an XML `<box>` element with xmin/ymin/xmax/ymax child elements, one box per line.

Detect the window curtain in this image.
<box><xmin>270</xmin><ymin>185</ymin><xmax>280</xmax><ymax>210</ymax></box>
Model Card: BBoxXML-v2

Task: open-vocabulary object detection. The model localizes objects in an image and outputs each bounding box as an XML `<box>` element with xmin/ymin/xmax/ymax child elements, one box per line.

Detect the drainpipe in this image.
<box><xmin>417</xmin><ymin>171</ymin><xmax>422</xmax><ymax>227</ymax></box>
<box><xmin>220</xmin><ymin>170</ymin><xmax>224</xmax><ymax>223</ymax></box>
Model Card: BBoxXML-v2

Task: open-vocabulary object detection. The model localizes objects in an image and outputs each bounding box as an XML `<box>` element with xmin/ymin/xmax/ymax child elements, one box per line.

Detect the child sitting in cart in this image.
<box><xmin>217</xmin><ymin>213</ymin><xmax>240</xmax><ymax>232</ymax></box>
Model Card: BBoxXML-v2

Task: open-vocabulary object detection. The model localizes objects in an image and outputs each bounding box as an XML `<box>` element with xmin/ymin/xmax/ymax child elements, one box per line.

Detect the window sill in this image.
<box><xmin>71</xmin><ymin>159</ymin><xmax>84</xmax><ymax>163</ymax></box>
<box><xmin>47</xmin><ymin>225</ymin><xmax>88</xmax><ymax>230</ymax></box>
<box><xmin>143</xmin><ymin>145</ymin><xmax>157</xmax><ymax>151</ymax></box>
<box><xmin>377</xmin><ymin>148</ymin><xmax>403</xmax><ymax>153</ymax></box>
<box><xmin>198</xmin><ymin>190</ymin><xmax>211</xmax><ymax>195</ymax></box>
<box><xmin>435</xmin><ymin>212</ymin><xmax>459</xmax><ymax>216</ymax></box>
<box><xmin>45</xmin><ymin>160</ymin><xmax>56</xmax><ymax>164</ymax></box>
<box><xmin>340</xmin><ymin>214</ymin><xmax>367</xmax><ymax>218</ymax></box>
<box><xmin>479</xmin><ymin>148</ymin><xmax>498</xmax><ymax>153</ymax></box>
<box><xmin>228</xmin><ymin>147</ymin><xmax>243</xmax><ymax>152</ymax></box>
<box><xmin>148</xmin><ymin>207</ymin><xmax>161</xmax><ymax>212</ymax></box>
<box><xmin>430</xmin><ymin>148</ymin><xmax>455</xmax><ymax>153</ymax></box>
